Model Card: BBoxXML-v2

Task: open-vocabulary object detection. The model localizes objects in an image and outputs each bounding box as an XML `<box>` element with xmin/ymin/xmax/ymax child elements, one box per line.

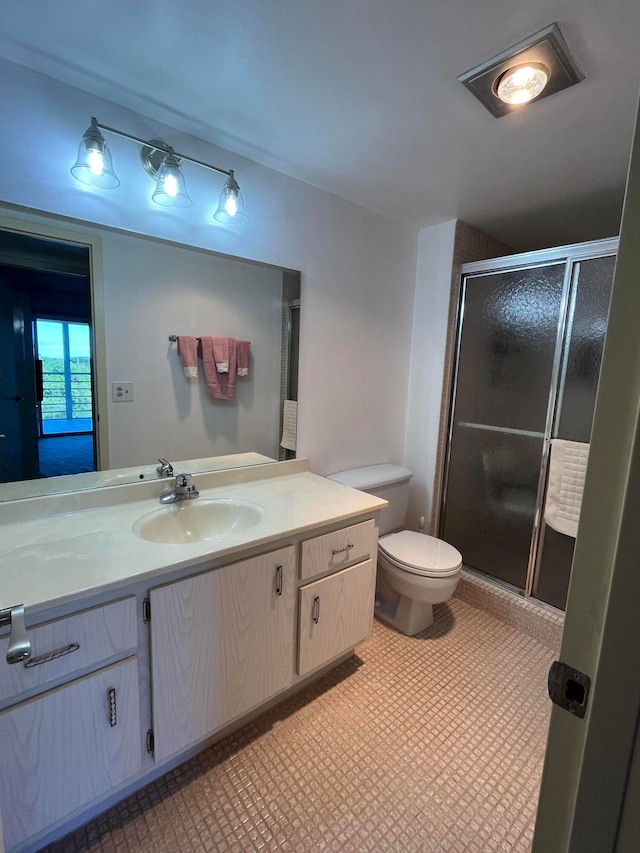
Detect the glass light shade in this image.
<box><xmin>151</xmin><ymin>153</ymin><xmax>192</xmax><ymax>208</ymax></box>
<box><xmin>495</xmin><ymin>62</ymin><xmax>550</xmax><ymax>105</ymax></box>
<box><xmin>71</xmin><ymin>120</ymin><xmax>120</xmax><ymax>188</ymax></box>
<box><xmin>214</xmin><ymin>172</ymin><xmax>248</xmax><ymax>224</ymax></box>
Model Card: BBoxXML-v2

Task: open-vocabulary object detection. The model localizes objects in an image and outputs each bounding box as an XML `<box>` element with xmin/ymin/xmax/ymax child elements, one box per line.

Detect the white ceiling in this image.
<box><xmin>2</xmin><ymin>0</ymin><xmax>640</xmax><ymax>250</ymax></box>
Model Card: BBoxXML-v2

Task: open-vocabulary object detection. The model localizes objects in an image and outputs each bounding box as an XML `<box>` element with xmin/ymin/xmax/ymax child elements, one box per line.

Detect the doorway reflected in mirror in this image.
<box><xmin>0</xmin><ymin>232</ymin><xmax>94</xmax><ymax>483</ymax></box>
<box><xmin>35</xmin><ymin>318</ymin><xmax>95</xmax><ymax>477</ymax></box>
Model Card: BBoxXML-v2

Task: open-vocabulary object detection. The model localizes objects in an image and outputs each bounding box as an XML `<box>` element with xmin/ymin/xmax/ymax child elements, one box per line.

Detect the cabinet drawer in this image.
<box><xmin>0</xmin><ymin>657</ymin><xmax>141</xmax><ymax>851</ymax></box>
<box><xmin>300</xmin><ymin>519</ymin><xmax>377</xmax><ymax>581</ymax></box>
<box><xmin>0</xmin><ymin>596</ymin><xmax>137</xmax><ymax>705</ymax></box>
<box><xmin>298</xmin><ymin>558</ymin><xmax>376</xmax><ymax>677</ymax></box>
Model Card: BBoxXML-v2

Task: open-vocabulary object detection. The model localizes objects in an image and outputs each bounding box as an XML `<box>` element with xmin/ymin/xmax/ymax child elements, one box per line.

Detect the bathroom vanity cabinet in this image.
<box><xmin>0</xmin><ymin>659</ymin><xmax>140</xmax><ymax>849</ymax></box>
<box><xmin>0</xmin><ymin>463</ymin><xmax>384</xmax><ymax>853</ymax></box>
<box><xmin>149</xmin><ymin>545</ymin><xmax>297</xmax><ymax>762</ymax></box>
<box><xmin>150</xmin><ymin>521</ymin><xmax>378</xmax><ymax>762</ymax></box>
<box><xmin>298</xmin><ymin>521</ymin><xmax>377</xmax><ymax>677</ymax></box>
<box><xmin>0</xmin><ymin>595</ymin><xmax>142</xmax><ymax>852</ymax></box>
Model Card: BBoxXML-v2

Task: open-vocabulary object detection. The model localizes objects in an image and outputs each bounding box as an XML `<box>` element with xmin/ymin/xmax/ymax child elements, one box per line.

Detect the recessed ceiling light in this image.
<box><xmin>494</xmin><ymin>62</ymin><xmax>550</xmax><ymax>105</ymax></box>
<box><xmin>458</xmin><ymin>23</ymin><xmax>583</xmax><ymax>118</ymax></box>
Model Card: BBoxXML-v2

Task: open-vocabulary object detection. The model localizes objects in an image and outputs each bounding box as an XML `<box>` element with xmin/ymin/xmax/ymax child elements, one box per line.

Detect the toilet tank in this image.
<box><xmin>326</xmin><ymin>464</ymin><xmax>412</xmax><ymax>536</ymax></box>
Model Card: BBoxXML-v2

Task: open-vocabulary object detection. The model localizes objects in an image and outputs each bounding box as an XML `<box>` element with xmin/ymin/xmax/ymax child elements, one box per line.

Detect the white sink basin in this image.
<box><xmin>133</xmin><ymin>498</ymin><xmax>265</xmax><ymax>544</ymax></box>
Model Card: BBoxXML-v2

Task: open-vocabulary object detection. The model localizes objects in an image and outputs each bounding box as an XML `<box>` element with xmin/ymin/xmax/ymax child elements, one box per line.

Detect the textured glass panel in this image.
<box><xmin>456</xmin><ymin>264</ymin><xmax>565</xmax><ymax>432</ymax></box>
<box><xmin>442</xmin><ymin>425</ymin><xmax>544</xmax><ymax>590</ymax></box>
<box><xmin>556</xmin><ymin>256</ymin><xmax>615</xmax><ymax>442</ymax></box>
<box><xmin>533</xmin><ymin>255</ymin><xmax>615</xmax><ymax>611</ymax></box>
<box><xmin>534</xmin><ymin>525</ymin><xmax>575</xmax><ymax>609</ymax></box>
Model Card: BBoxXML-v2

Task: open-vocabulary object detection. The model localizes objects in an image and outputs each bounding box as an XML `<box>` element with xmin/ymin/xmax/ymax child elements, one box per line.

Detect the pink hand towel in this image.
<box><xmin>237</xmin><ymin>340</ymin><xmax>251</xmax><ymax>377</ymax></box>
<box><xmin>199</xmin><ymin>337</ymin><xmax>238</xmax><ymax>400</ymax></box>
<box><xmin>222</xmin><ymin>338</ymin><xmax>238</xmax><ymax>399</ymax></box>
<box><xmin>198</xmin><ymin>337</ymin><xmax>220</xmax><ymax>398</ymax></box>
<box><xmin>212</xmin><ymin>336</ymin><xmax>229</xmax><ymax>373</ymax></box>
<box><xmin>177</xmin><ymin>336</ymin><xmax>198</xmax><ymax>378</ymax></box>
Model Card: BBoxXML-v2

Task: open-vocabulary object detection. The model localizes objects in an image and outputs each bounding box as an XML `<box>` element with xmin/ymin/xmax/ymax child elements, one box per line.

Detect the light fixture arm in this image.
<box><xmin>93</xmin><ymin>118</ymin><xmax>233</xmax><ymax>178</ymax></box>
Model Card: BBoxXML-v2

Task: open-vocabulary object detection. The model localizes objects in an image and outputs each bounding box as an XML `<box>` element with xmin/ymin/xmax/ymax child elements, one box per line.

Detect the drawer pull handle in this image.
<box><xmin>108</xmin><ymin>687</ymin><xmax>117</xmax><ymax>727</ymax></box>
<box><xmin>276</xmin><ymin>564</ymin><xmax>283</xmax><ymax>596</ymax></box>
<box><xmin>23</xmin><ymin>641</ymin><xmax>80</xmax><ymax>669</ymax></box>
<box><xmin>331</xmin><ymin>544</ymin><xmax>354</xmax><ymax>556</ymax></box>
<box><xmin>313</xmin><ymin>596</ymin><xmax>320</xmax><ymax>624</ymax></box>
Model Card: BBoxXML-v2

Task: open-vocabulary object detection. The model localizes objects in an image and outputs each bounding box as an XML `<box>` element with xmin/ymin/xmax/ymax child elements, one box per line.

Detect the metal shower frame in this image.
<box><xmin>439</xmin><ymin>236</ymin><xmax>619</xmax><ymax>604</ymax></box>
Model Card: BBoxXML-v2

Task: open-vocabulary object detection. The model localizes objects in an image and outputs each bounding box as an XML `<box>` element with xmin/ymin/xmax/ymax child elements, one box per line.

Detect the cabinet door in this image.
<box><xmin>0</xmin><ymin>657</ymin><xmax>140</xmax><ymax>851</ymax></box>
<box><xmin>150</xmin><ymin>547</ymin><xmax>296</xmax><ymax>763</ymax></box>
<box><xmin>298</xmin><ymin>559</ymin><xmax>376</xmax><ymax>677</ymax></box>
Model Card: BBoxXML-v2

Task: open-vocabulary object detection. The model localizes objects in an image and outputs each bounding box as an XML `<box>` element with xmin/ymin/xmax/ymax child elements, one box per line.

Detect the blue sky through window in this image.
<box><xmin>36</xmin><ymin>320</ymin><xmax>90</xmax><ymax>359</ymax></box>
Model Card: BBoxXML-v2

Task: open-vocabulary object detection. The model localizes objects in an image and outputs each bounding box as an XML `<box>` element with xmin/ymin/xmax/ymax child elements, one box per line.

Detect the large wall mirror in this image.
<box><xmin>0</xmin><ymin>207</ymin><xmax>300</xmax><ymax>501</ymax></box>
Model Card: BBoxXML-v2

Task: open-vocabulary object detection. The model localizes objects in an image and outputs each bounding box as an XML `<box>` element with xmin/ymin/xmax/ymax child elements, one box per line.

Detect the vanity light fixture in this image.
<box><xmin>141</xmin><ymin>140</ymin><xmax>192</xmax><ymax>209</ymax></box>
<box><xmin>71</xmin><ymin>118</ymin><xmax>120</xmax><ymax>188</ymax></box>
<box><xmin>458</xmin><ymin>23</ymin><xmax>584</xmax><ymax>118</ymax></box>
<box><xmin>71</xmin><ymin>118</ymin><xmax>248</xmax><ymax>223</ymax></box>
<box><xmin>214</xmin><ymin>172</ymin><xmax>248</xmax><ymax>224</ymax></box>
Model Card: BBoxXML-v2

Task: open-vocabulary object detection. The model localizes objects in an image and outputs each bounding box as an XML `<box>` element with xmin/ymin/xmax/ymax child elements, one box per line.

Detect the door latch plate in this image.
<box><xmin>548</xmin><ymin>660</ymin><xmax>591</xmax><ymax>718</ymax></box>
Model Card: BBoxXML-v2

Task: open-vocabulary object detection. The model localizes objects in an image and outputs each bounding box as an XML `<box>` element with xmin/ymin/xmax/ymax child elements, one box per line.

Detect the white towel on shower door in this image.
<box><xmin>544</xmin><ymin>439</ymin><xmax>590</xmax><ymax>537</ymax></box>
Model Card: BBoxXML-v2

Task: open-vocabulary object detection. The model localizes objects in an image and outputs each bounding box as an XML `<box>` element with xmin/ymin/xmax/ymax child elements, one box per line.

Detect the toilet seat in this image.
<box><xmin>378</xmin><ymin>531</ymin><xmax>462</xmax><ymax>578</ymax></box>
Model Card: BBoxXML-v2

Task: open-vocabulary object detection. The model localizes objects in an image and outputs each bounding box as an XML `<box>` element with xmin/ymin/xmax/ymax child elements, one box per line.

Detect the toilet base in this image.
<box><xmin>374</xmin><ymin>569</ymin><xmax>435</xmax><ymax>636</ymax></box>
<box><xmin>375</xmin><ymin>594</ymin><xmax>434</xmax><ymax>636</ymax></box>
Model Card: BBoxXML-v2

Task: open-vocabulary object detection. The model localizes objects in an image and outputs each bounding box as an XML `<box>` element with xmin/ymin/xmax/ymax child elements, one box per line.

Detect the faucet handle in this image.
<box><xmin>156</xmin><ymin>458</ymin><xmax>174</xmax><ymax>478</ymax></box>
<box><xmin>175</xmin><ymin>473</ymin><xmax>199</xmax><ymax>498</ymax></box>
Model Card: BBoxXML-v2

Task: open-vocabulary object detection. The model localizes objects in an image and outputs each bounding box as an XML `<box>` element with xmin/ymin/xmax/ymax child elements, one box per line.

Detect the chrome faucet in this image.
<box><xmin>160</xmin><ymin>473</ymin><xmax>200</xmax><ymax>504</ymax></box>
<box><xmin>156</xmin><ymin>458</ymin><xmax>174</xmax><ymax>478</ymax></box>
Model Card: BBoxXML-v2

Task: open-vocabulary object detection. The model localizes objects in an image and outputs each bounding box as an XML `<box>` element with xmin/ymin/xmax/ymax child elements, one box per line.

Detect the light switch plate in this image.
<box><xmin>112</xmin><ymin>381</ymin><xmax>134</xmax><ymax>402</ymax></box>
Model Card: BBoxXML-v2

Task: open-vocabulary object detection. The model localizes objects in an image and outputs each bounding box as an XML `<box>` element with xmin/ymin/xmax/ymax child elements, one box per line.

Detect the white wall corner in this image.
<box><xmin>403</xmin><ymin>220</ymin><xmax>457</xmax><ymax>530</ymax></box>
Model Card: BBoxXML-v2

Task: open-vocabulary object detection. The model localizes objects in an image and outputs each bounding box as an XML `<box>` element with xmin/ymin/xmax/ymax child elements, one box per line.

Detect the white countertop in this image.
<box><xmin>0</xmin><ymin>460</ymin><xmax>386</xmax><ymax>616</ymax></box>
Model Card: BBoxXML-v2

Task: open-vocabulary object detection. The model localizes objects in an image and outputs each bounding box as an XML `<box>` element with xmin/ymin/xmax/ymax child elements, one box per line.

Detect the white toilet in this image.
<box><xmin>327</xmin><ymin>464</ymin><xmax>462</xmax><ymax>636</ymax></box>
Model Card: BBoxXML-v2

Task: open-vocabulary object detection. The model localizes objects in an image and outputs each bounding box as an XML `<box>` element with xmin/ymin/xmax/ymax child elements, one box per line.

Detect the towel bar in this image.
<box><xmin>169</xmin><ymin>335</ymin><xmax>250</xmax><ymax>344</ymax></box>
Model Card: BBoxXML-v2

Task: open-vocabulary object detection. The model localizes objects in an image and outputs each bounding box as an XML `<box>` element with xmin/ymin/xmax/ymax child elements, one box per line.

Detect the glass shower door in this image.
<box><xmin>533</xmin><ymin>255</ymin><xmax>616</xmax><ymax>608</ymax></box>
<box><xmin>441</xmin><ymin>263</ymin><xmax>566</xmax><ymax>591</ymax></box>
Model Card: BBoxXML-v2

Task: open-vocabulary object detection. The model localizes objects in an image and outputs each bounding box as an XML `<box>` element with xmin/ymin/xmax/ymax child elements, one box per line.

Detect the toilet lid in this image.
<box><xmin>379</xmin><ymin>531</ymin><xmax>462</xmax><ymax>577</ymax></box>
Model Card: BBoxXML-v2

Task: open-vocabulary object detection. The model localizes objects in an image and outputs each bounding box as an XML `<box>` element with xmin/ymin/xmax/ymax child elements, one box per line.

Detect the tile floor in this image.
<box><xmin>42</xmin><ymin>599</ymin><xmax>556</xmax><ymax>853</ymax></box>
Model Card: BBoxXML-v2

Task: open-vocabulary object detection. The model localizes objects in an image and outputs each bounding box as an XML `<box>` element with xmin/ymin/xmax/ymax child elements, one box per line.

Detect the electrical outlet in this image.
<box><xmin>111</xmin><ymin>381</ymin><xmax>134</xmax><ymax>402</ymax></box>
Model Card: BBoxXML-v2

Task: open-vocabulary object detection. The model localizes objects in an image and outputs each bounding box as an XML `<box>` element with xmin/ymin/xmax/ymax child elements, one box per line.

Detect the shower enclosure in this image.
<box><xmin>440</xmin><ymin>238</ymin><xmax>617</xmax><ymax>611</ymax></box>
